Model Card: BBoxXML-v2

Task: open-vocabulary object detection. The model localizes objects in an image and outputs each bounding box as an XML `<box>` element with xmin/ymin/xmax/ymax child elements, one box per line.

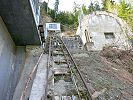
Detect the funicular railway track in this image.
<box><xmin>20</xmin><ymin>33</ymin><xmax>92</xmax><ymax>100</ymax></box>
<box><xmin>44</xmin><ymin>34</ymin><xmax>92</xmax><ymax>100</ymax></box>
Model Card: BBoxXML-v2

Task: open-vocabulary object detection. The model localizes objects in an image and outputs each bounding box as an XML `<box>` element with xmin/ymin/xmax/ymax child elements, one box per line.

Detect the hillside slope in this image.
<box><xmin>71</xmin><ymin>47</ymin><xmax>133</xmax><ymax>100</ymax></box>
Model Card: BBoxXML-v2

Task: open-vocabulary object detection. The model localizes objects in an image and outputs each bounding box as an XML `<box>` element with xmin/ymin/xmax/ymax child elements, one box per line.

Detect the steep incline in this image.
<box><xmin>71</xmin><ymin>48</ymin><xmax>133</xmax><ymax>100</ymax></box>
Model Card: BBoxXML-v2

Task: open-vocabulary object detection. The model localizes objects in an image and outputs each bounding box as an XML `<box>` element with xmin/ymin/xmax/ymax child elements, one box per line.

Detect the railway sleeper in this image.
<box><xmin>54</xmin><ymin>60</ymin><xmax>67</xmax><ymax>65</ymax></box>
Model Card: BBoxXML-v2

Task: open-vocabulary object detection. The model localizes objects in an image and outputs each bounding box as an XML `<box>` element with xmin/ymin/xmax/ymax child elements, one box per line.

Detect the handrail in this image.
<box><xmin>20</xmin><ymin>52</ymin><xmax>43</xmax><ymax>100</ymax></box>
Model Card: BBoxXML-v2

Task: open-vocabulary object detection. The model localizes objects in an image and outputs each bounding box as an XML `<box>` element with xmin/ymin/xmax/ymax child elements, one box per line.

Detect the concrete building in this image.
<box><xmin>76</xmin><ymin>11</ymin><xmax>133</xmax><ymax>50</ymax></box>
<box><xmin>0</xmin><ymin>0</ymin><xmax>42</xmax><ymax>99</ymax></box>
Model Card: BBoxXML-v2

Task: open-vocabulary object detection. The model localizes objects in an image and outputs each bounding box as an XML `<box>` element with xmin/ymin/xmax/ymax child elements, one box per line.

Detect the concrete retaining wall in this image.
<box><xmin>7</xmin><ymin>47</ymin><xmax>26</xmax><ymax>100</ymax></box>
<box><xmin>13</xmin><ymin>46</ymin><xmax>43</xmax><ymax>100</ymax></box>
<box><xmin>0</xmin><ymin>17</ymin><xmax>26</xmax><ymax>100</ymax></box>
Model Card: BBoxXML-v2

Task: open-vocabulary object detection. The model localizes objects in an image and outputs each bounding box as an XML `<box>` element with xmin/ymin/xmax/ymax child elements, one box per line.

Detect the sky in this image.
<box><xmin>46</xmin><ymin>0</ymin><xmax>103</xmax><ymax>12</ymax></box>
<box><xmin>48</xmin><ymin>0</ymin><xmax>93</xmax><ymax>12</ymax></box>
<box><xmin>41</xmin><ymin>0</ymin><xmax>132</xmax><ymax>12</ymax></box>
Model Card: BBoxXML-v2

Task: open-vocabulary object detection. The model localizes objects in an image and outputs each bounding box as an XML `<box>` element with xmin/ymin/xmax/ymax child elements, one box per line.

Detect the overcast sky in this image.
<box><xmin>41</xmin><ymin>0</ymin><xmax>132</xmax><ymax>12</ymax></box>
<box><xmin>47</xmin><ymin>0</ymin><xmax>102</xmax><ymax>12</ymax></box>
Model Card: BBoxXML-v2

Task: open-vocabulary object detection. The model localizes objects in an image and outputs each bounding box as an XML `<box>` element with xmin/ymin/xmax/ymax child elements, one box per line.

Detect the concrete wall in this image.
<box><xmin>30</xmin><ymin>0</ymin><xmax>40</xmax><ymax>26</ymax></box>
<box><xmin>0</xmin><ymin>17</ymin><xmax>26</xmax><ymax>100</ymax></box>
<box><xmin>13</xmin><ymin>46</ymin><xmax>43</xmax><ymax>100</ymax></box>
<box><xmin>0</xmin><ymin>0</ymin><xmax>41</xmax><ymax>45</ymax></box>
<box><xmin>77</xmin><ymin>12</ymin><xmax>132</xmax><ymax>50</ymax></box>
<box><xmin>7</xmin><ymin>47</ymin><xmax>26</xmax><ymax>100</ymax></box>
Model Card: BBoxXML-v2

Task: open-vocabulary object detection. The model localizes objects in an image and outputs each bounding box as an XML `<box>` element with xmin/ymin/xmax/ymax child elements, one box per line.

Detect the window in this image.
<box><xmin>104</xmin><ymin>32</ymin><xmax>115</xmax><ymax>39</ymax></box>
<box><xmin>49</xmin><ymin>24</ymin><xmax>57</xmax><ymax>29</ymax></box>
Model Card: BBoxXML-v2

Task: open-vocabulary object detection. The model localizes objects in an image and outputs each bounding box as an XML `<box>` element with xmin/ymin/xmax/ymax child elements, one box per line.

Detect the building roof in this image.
<box><xmin>0</xmin><ymin>0</ymin><xmax>41</xmax><ymax>45</ymax></box>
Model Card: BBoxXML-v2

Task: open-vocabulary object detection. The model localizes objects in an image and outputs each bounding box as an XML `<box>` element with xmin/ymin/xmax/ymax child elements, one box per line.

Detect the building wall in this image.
<box><xmin>13</xmin><ymin>46</ymin><xmax>43</xmax><ymax>100</ymax></box>
<box><xmin>0</xmin><ymin>0</ymin><xmax>41</xmax><ymax>45</ymax></box>
<box><xmin>29</xmin><ymin>0</ymin><xmax>40</xmax><ymax>26</ymax></box>
<box><xmin>0</xmin><ymin>16</ymin><xmax>16</xmax><ymax>99</ymax></box>
<box><xmin>77</xmin><ymin>13</ymin><xmax>132</xmax><ymax>50</ymax></box>
<box><xmin>0</xmin><ymin>17</ymin><xmax>26</xmax><ymax>100</ymax></box>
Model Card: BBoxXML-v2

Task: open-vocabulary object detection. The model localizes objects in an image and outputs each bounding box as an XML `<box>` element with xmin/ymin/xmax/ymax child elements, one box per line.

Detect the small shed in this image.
<box><xmin>76</xmin><ymin>11</ymin><xmax>133</xmax><ymax>50</ymax></box>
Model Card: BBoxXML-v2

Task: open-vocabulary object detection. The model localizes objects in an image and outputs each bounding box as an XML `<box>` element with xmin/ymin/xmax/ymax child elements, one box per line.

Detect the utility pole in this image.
<box><xmin>54</xmin><ymin>0</ymin><xmax>59</xmax><ymax>20</ymax></box>
<box><xmin>47</xmin><ymin>0</ymin><xmax>49</xmax><ymax>13</ymax></box>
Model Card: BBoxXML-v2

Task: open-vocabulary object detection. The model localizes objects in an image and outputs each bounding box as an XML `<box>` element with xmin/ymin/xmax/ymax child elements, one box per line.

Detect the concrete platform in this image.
<box><xmin>29</xmin><ymin>54</ymin><xmax>48</xmax><ymax>100</ymax></box>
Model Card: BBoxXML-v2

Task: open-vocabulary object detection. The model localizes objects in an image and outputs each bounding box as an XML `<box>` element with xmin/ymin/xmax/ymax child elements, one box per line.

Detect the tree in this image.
<box><xmin>102</xmin><ymin>0</ymin><xmax>117</xmax><ymax>12</ymax></box>
<box><xmin>118</xmin><ymin>0</ymin><xmax>133</xmax><ymax>20</ymax></box>
<box><xmin>73</xmin><ymin>2</ymin><xmax>80</xmax><ymax>14</ymax></box>
<box><xmin>94</xmin><ymin>2</ymin><xmax>101</xmax><ymax>11</ymax></box>
<box><xmin>54</xmin><ymin>0</ymin><xmax>59</xmax><ymax>19</ymax></box>
<box><xmin>102</xmin><ymin>0</ymin><xmax>133</xmax><ymax>31</ymax></box>
<box><xmin>118</xmin><ymin>0</ymin><xmax>133</xmax><ymax>30</ymax></box>
<box><xmin>40</xmin><ymin>1</ymin><xmax>47</xmax><ymax>12</ymax></box>
<box><xmin>82</xmin><ymin>5</ymin><xmax>88</xmax><ymax>14</ymax></box>
<box><xmin>48</xmin><ymin>8</ymin><xmax>55</xmax><ymax>19</ymax></box>
<box><xmin>88</xmin><ymin>2</ymin><xmax>101</xmax><ymax>13</ymax></box>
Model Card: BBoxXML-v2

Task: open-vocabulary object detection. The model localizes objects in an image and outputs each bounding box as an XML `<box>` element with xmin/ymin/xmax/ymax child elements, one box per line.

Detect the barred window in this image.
<box><xmin>49</xmin><ymin>24</ymin><xmax>57</xmax><ymax>29</ymax></box>
<box><xmin>104</xmin><ymin>32</ymin><xmax>115</xmax><ymax>39</ymax></box>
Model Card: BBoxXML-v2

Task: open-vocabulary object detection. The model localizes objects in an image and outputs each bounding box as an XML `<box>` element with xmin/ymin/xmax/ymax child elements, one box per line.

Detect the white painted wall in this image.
<box><xmin>77</xmin><ymin>12</ymin><xmax>132</xmax><ymax>50</ymax></box>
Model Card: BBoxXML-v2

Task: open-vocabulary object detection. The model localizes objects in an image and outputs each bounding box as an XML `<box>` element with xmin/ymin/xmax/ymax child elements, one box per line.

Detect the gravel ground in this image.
<box><xmin>71</xmin><ymin>49</ymin><xmax>133</xmax><ymax>100</ymax></box>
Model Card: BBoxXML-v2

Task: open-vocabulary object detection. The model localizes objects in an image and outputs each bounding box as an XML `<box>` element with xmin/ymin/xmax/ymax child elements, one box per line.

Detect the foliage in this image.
<box><xmin>47</xmin><ymin>9</ymin><xmax>78</xmax><ymax>31</ymax></box>
<box><xmin>88</xmin><ymin>2</ymin><xmax>101</xmax><ymax>13</ymax></box>
<box><xmin>40</xmin><ymin>1</ymin><xmax>48</xmax><ymax>13</ymax></box>
<box><xmin>102</xmin><ymin>0</ymin><xmax>118</xmax><ymax>12</ymax></box>
<box><xmin>48</xmin><ymin>8</ymin><xmax>55</xmax><ymax>20</ymax></box>
<box><xmin>73</xmin><ymin>1</ymin><xmax>80</xmax><ymax>13</ymax></box>
<box><xmin>118</xmin><ymin>0</ymin><xmax>133</xmax><ymax>30</ymax></box>
<box><xmin>82</xmin><ymin>5</ymin><xmax>88</xmax><ymax>14</ymax></box>
<box><xmin>44</xmin><ymin>1</ymin><xmax>102</xmax><ymax>31</ymax></box>
<box><xmin>102</xmin><ymin>0</ymin><xmax>133</xmax><ymax>31</ymax></box>
<box><xmin>118</xmin><ymin>0</ymin><xmax>133</xmax><ymax>20</ymax></box>
<box><xmin>42</xmin><ymin>0</ymin><xmax>133</xmax><ymax>32</ymax></box>
<box><xmin>56</xmin><ymin>12</ymin><xmax>75</xmax><ymax>25</ymax></box>
<box><xmin>52</xmin><ymin>2</ymin><xmax>102</xmax><ymax>28</ymax></box>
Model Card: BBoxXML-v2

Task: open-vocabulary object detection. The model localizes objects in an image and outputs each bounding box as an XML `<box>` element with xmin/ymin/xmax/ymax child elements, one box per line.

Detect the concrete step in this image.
<box><xmin>55</xmin><ymin>48</ymin><xmax>62</xmax><ymax>51</ymax></box>
<box><xmin>53</xmin><ymin>51</ymin><xmax>68</xmax><ymax>56</ymax></box>
<box><xmin>54</xmin><ymin>60</ymin><xmax>67</xmax><ymax>65</ymax></box>
<box><xmin>54</xmin><ymin>96</ymin><xmax>78</xmax><ymax>100</ymax></box>
<box><xmin>53</xmin><ymin>67</ymin><xmax>69</xmax><ymax>75</ymax></box>
<box><xmin>54</xmin><ymin>63</ymin><xmax>68</xmax><ymax>68</ymax></box>
<box><xmin>55</xmin><ymin>96</ymin><xmax>71</xmax><ymax>100</ymax></box>
<box><xmin>53</xmin><ymin>56</ymin><xmax>65</xmax><ymax>61</ymax></box>
<box><xmin>53</xmin><ymin>51</ymin><xmax>64</xmax><ymax>55</ymax></box>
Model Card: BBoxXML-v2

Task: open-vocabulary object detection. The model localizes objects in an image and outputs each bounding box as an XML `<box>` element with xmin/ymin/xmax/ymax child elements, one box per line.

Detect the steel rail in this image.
<box><xmin>50</xmin><ymin>35</ymin><xmax>82</xmax><ymax>99</ymax></box>
<box><xmin>59</xmin><ymin>39</ymin><xmax>82</xmax><ymax>99</ymax></box>
<box><xmin>41</xmin><ymin>36</ymin><xmax>52</xmax><ymax>100</ymax></box>
<box><xmin>56</xmin><ymin>36</ymin><xmax>93</xmax><ymax>100</ymax></box>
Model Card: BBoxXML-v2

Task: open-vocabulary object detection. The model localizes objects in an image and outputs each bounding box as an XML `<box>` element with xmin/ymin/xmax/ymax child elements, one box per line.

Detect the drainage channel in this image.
<box><xmin>45</xmin><ymin>35</ymin><xmax>92</xmax><ymax>100</ymax></box>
